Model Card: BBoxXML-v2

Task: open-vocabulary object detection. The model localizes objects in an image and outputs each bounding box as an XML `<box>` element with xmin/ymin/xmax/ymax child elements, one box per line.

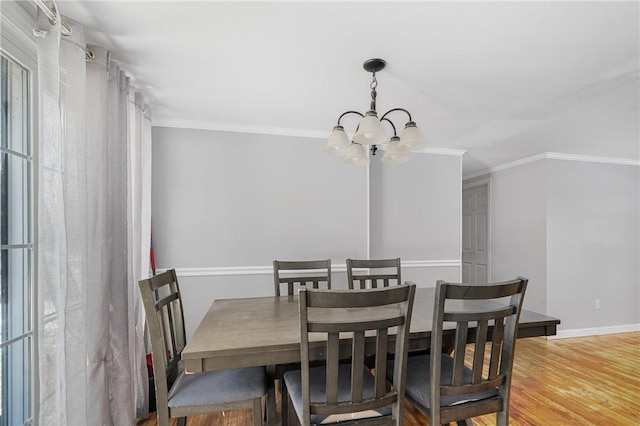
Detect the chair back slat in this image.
<box><xmin>428</xmin><ymin>277</ymin><xmax>528</xmax><ymax>425</ymax></box>
<box><xmin>489</xmin><ymin>319</ymin><xmax>505</xmax><ymax>379</ymax></box>
<box><xmin>472</xmin><ymin>320</ymin><xmax>489</xmax><ymax>384</ymax></box>
<box><xmin>326</xmin><ymin>332</ymin><xmax>340</xmax><ymax>404</ymax></box>
<box><xmin>346</xmin><ymin>258</ymin><xmax>401</xmax><ymax>290</ymax></box>
<box><xmin>351</xmin><ymin>331</ymin><xmax>366</xmax><ymax>403</ymax></box>
<box><xmin>452</xmin><ymin>322</ymin><xmax>468</xmax><ymax>386</ymax></box>
<box><xmin>298</xmin><ymin>283</ymin><xmax>416</xmax><ymax>425</ymax></box>
<box><xmin>273</xmin><ymin>259</ymin><xmax>331</xmax><ymax>296</ymax></box>
<box><xmin>374</xmin><ymin>328</ymin><xmax>388</xmax><ymax>398</ymax></box>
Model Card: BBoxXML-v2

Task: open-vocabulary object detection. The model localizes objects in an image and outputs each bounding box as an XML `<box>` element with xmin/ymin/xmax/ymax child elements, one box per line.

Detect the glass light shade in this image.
<box><xmin>323</xmin><ymin>125</ymin><xmax>351</xmax><ymax>156</ymax></box>
<box><xmin>382</xmin><ymin>138</ymin><xmax>410</xmax><ymax>164</ymax></box>
<box><xmin>398</xmin><ymin>122</ymin><xmax>426</xmax><ymax>151</ymax></box>
<box><xmin>343</xmin><ymin>144</ymin><xmax>370</xmax><ymax>166</ymax></box>
<box><xmin>352</xmin><ymin>111</ymin><xmax>387</xmax><ymax>146</ymax></box>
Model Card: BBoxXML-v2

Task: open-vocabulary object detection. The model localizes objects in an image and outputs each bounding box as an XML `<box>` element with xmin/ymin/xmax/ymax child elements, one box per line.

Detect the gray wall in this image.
<box><xmin>370</xmin><ymin>154</ymin><xmax>461</xmax><ymax>261</ymax></box>
<box><xmin>546</xmin><ymin>160</ymin><xmax>639</xmax><ymax>329</ymax></box>
<box><xmin>152</xmin><ymin>127</ymin><xmax>463</xmax><ymax>336</ymax></box>
<box><xmin>486</xmin><ymin>158</ymin><xmax>639</xmax><ymax>332</ymax></box>
<box><xmin>152</xmin><ymin>127</ymin><xmax>368</xmax><ymax>266</ymax></box>
<box><xmin>489</xmin><ymin>160</ymin><xmax>548</xmax><ymax>315</ymax></box>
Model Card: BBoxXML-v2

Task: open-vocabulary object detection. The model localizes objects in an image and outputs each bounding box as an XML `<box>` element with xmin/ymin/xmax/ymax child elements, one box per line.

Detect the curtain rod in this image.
<box><xmin>32</xmin><ymin>0</ymin><xmax>95</xmax><ymax>61</ymax></box>
<box><xmin>33</xmin><ymin>0</ymin><xmax>71</xmax><ymax>34</ymax></box>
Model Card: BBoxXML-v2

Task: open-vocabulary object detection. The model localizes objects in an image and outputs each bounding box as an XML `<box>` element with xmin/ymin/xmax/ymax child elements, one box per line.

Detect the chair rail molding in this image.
<box><xmin>158</xmin><ymin>259</ymin><xmax>462</xmax><ymax>278</ymax></box>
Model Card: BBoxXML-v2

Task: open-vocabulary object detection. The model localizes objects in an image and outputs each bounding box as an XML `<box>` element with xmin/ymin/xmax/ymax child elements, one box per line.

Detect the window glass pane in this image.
<box><xmin>0</xmin><ymin>337</ymin><xmax>30</xmax><ymax>426</ymax></box>
<box><xmin>0</xmin><ymin>248</ymin><xmax>30</xmax><ymax>341</ymax></box>
<box><xmin>0</xmin><ymin>56</ymin><xmax>29</xmax><ymax>156</ymax></box>
<box><xmin>1</xmin><ymin>154</ymin><xmax>31</xmax><ymax>246</ymax></box>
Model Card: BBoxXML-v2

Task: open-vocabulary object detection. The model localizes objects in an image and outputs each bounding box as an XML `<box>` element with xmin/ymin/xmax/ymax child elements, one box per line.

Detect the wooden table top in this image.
<box><xmin>182</xmin><ymin>287</ymin><xmax>560</xmax><ymax>373</ymax></box>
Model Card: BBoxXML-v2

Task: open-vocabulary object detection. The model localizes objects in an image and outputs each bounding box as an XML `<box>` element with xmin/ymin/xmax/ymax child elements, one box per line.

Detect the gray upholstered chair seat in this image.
<box><xmin>284</xmin><ymin>364</ymin><xmax>392</xmax><ymax>425</ymax></box>
<box><xmin>388</xmin><ymin>354</ymin><xmax>498</xmax><ymax>409</ymax></box>
<box><xmin>168</xmin><ymin>366</ymin><xmax>267</xmax><ymax>408</ymax></box>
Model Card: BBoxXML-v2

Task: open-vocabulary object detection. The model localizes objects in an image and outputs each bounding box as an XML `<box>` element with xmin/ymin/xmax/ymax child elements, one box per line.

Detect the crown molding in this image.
<box><xmin>465</xmin><ymin>152</ymin><xmax>640</xmax><ymax>180</ymax></box>
<box><xmin>152</xmin><ymin>118</ymin><xmax>465</xmax><ymax>156</ymax></box>
<box><xmin>544</xmin><ymin>152</ymin><xmax>640</xmax><ymax>166</ymax></box>
<box><xmin>419</xmin><ymin>147</ymin><xmax>466</xmax><ymax>157</ymax></box>
<box><xmin>152</xmin><ymin>118</ymin><xmax>329</xmax><ymax>140</ymax></box>
<box><xmin>490</xmin><ymin>153</ymin><xmax>548</xmax><ymax>174</ymax></box>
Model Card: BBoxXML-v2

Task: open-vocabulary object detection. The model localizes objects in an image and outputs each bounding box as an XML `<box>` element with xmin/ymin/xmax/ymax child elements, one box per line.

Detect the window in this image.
<box><xmin>0</xmin><ymin>51</ymin><xmax>33</xmax><ymax>426</ymax></box>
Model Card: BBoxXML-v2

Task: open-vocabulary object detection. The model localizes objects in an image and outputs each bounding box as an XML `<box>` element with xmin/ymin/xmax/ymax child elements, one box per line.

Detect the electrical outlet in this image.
<box><xmin>595</xmin><ymin>299</ymin><xmax>600</xmax><ymax>309</ymax></box>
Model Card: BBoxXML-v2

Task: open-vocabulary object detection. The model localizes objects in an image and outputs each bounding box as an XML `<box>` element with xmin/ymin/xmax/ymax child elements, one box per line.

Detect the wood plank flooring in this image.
<box><xmin>137</xmin><ymin>332</ymin><xmax>640</xmax><ymax>425</ymax></box>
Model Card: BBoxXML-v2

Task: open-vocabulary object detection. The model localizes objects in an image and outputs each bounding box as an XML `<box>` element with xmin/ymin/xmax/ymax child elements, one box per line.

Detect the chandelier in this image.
<box><xmin>324</xmin><ymin>58</ymin><xmax>426</xmax><ymax>165</ymax></box>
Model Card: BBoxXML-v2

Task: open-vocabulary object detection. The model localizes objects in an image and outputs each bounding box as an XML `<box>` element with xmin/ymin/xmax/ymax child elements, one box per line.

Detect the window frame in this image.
<box><xmin>0</xmin><ymin>2</ymin><xmax>39</xmax><ymax>425</ymax></box>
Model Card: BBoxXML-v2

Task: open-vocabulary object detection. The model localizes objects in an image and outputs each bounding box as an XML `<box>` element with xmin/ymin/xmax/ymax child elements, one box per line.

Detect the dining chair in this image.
<box><xmin>392</xmin><ymin>277</ymin><xmax>528</xmax><ymax>426</ymax></box>
<box><xmin>138</xmin><ymin>269</ymin><xmax>267</xmax><ymax>426</ymax></box>
<box><xmin>273</xmin><ymin>259</ymin><xmax>331</xmax><ymax>296</ymax></box>
<box><xmin>271</xmin><ymin>259</ymin><xmax>332</xmax><ymax>422</ymax></box>
<box><xmin>282</xmin><ymin>283</ymin><xmax>416</xmax><ymax>426</ymax></box>
<box><xmin>346</xmin><ymin>258</ymin><xmax>402</xmax><ymax>289</ymax></box>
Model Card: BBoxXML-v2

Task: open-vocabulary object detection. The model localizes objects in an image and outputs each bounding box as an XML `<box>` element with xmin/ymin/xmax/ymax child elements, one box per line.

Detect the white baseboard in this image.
<box><xmin>548</xmin><ymin>323</ymin><xmax>640</xmax><ymax>339</ymax></box>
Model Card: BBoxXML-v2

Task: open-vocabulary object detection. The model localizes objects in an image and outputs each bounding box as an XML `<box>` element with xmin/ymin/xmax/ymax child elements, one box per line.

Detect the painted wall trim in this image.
<box><xmin>416</xmin><ymin>147</ymin><xmax>466</xmax><ymax>157</ymax></box>
<box><xmin>465</xmin><ymin>152</ymin><xmax>640</xmax><ymax>180</ymax></box>
<box><xmin>548</xmin><ymin>323</ymin><xmax>640</xmax><ymax>339</ymax></box>
<box><xmin>1</xmin><ymin>1</ymin><xmax>38</xmax><ymax>54</ymax></box>
<box><xmin>545</xmin><ymin>152</ymin><xmax>640</xmax><ymax>166</ymax></box>
<box><xmin>159</xmin><ymin>259</ymin><xmax>462</xmax><ymax>277</ymax></box>
<box><xmin>153</xmin><ymin>118</ymin><xmax>330</xmax><ymax>140</ymax></box>
<box><xmin>152</xmin><ymin>119</ymin><xmax>466</xmax><ymax>156</ymax></box>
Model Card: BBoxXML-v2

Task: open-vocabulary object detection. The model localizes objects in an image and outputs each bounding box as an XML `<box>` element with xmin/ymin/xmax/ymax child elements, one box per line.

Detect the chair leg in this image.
<box><xmin>281</xmin><ymin>379</ymin><xmax>289</xmax><ymax>426</ymax></box>
<box><xmin>497</xmin><ymin>409</ymin><xmax>508</xmax><ymax>426</ymax></box>
<box><xmin>266</xmin><ymin>365</ymin><xmax>277</xmax><ymax>426</ymax></box>
<box><xmin>253</xmin><ymin>396</ymin><xmax>263</xmax><ymax>426</ymax></box>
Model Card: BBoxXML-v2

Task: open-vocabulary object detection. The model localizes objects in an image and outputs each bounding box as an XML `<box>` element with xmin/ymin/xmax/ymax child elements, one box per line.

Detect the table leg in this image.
<box><xmin>266</xmin><ymin>365</ymin><xmax>277</xmax><ymax>426</ymax></box>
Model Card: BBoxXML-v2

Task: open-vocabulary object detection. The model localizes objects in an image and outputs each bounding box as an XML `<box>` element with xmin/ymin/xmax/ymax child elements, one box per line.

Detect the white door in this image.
<box><xmin>462</xmin><ymin>184</ymin><xmax>489</xmax><ymax>283</ymax></box>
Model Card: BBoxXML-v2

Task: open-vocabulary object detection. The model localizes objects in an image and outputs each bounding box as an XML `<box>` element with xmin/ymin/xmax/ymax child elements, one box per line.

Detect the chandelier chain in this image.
<box><xmin>370</xmin><ymin>72</ymin><xmax>378</xmax><ymax>111</ymax></box>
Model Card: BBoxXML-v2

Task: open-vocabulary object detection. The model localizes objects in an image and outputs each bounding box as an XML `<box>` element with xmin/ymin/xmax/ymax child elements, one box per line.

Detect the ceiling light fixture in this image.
<box><xmin>324</xmin><ymin>58</ymin><xmax>426</xmax><ymax>165</ymax></box>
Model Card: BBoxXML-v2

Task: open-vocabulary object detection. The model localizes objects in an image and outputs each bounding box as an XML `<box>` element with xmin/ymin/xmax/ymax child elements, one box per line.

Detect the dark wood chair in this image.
<box><xmin>282</xmin><ymin>283</ymin><xmax>417</xmax><ymax>426</ymax></box>
<box><xmin>138</xmin><ymin>269</ymin><xmax>267</xmax><ymax>426</ymax></box>
<box><xmin>273</xmin><ymin>259</ymin><xmax>332</xmax><ymax>296</ymax></box>
<box><xmin>395</xmin><ymin>277</ymin><xmax>528</xmax><ymax>426</ymax></box>
<box><xmin>271</xmin><ymin>259</ymin><xmax>332</xmax><ymax>422</ymax></box>
<box><xmin>346</xmin><ymin>258</ymin><xmax>402</xmax><ymax>289</ymax></box>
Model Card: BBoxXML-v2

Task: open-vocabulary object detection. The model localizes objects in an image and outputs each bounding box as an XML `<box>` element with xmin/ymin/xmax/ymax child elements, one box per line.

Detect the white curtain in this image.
<box><xmin>36</xmin><ymin>9</ymin><xmax>151</xmax><ymax>425</ymax></box>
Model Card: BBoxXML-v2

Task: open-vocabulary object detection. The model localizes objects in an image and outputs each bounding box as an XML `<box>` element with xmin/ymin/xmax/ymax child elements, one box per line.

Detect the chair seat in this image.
<box><xmin>168</xmin><ymin>366</ymin><xmax>267</xmax><ymax>408</ymax></box>
<box><xmin>284</xmin><ymin>364</ymin><xmax>392</xmax><ymax>425</ymax></box>
<box><xmin>387</xmin><ymin>354</ymin><xmax>498</xmax><ymax>409</ymax></box>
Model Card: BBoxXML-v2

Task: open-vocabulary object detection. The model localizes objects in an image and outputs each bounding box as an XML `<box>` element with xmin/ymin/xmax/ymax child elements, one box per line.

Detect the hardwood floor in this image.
<box><xmin>137</xmin><ymin>332</ymin><xmax>640</xmax><ymax>425</ymax></box>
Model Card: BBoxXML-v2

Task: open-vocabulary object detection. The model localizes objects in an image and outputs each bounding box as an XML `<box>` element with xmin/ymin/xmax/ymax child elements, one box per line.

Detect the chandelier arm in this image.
<box><xmin>337</xmin><ymin>110</ymin><xmax>365</xmax><ymax>125</ymax></box>
<box><xmin>380</xmin><ymin>108</ymin><xmax>413</xmax><ymax>122</ymax></box>
<box><xmin>381</xmin><ymin>117</ymin><xmax>397</xmax><ymax>136</ymax></box>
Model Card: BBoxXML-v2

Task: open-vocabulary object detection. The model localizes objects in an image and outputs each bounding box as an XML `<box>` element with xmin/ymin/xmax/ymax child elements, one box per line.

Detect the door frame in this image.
<box><xmin>462</xmin><ymin>177</ymin><xmax>492</xmax><ymax>282</ymax></box>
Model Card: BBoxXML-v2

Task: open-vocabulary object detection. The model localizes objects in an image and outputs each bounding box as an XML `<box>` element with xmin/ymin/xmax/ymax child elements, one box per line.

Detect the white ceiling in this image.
<box><xmin>54</xmin><ymin>1</ymin><xmax>639</xmax><ymax>176</ymax></box>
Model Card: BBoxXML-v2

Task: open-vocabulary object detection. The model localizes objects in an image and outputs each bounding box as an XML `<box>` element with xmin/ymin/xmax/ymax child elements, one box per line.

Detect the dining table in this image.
<box><xmin>181</xmin><ymin>287</ymin><xmax>560</xmax><ymax>425</ymax></box>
